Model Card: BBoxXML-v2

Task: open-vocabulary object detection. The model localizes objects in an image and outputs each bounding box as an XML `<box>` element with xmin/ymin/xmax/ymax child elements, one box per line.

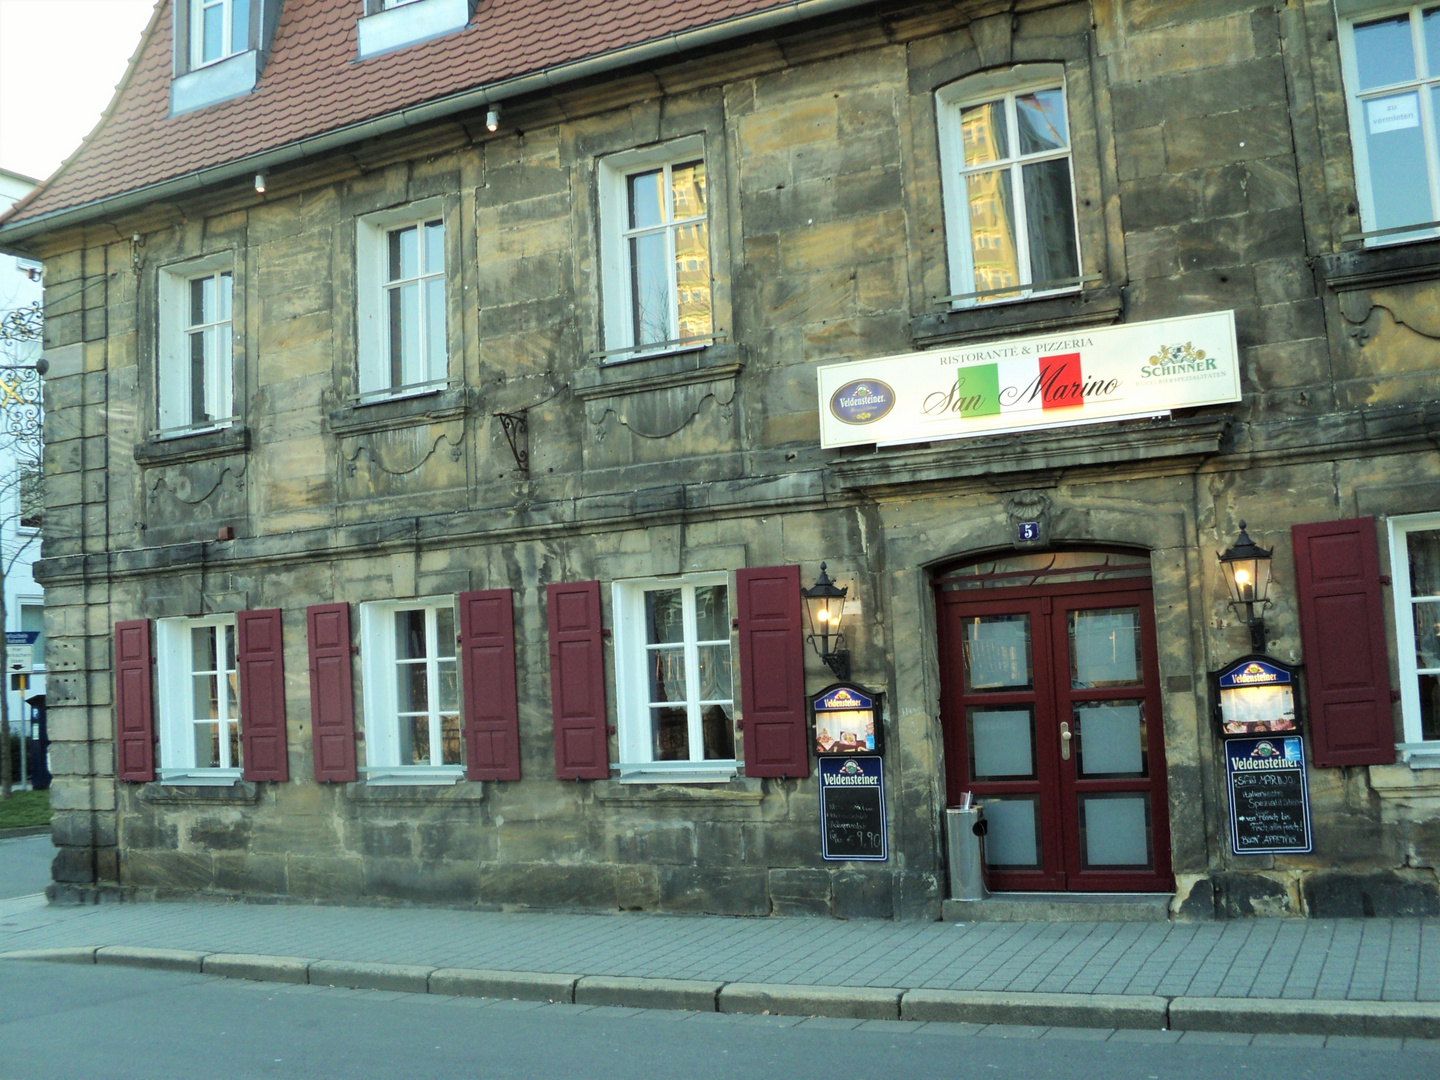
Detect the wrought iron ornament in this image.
<box><xmin>0</xmin><ymin>301</ymin><xmax>44</xmax><ymax>453</ymax></box>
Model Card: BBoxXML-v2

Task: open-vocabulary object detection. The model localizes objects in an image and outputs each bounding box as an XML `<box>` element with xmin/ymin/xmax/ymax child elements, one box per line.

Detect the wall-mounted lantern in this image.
<box><xmin>1218</xmin><ymin>521</ymin><xmax>1274</xmax><ymax>652</ymax></box>
<box><xmin>802</xmin><ymin>562</ymin><xmax>850</xmax><ymax>680</ymax></box>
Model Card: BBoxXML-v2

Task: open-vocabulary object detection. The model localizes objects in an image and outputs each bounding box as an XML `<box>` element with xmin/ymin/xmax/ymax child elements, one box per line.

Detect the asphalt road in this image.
<box><xmin>0</xmin><ymin>834</ymin><xmax>52</xmax><ymax>900</ymax></box>
<box><xmin>1</xmin><ymin>961</ymin><xmax>1436</xmax><ymax>1080</ymax></box>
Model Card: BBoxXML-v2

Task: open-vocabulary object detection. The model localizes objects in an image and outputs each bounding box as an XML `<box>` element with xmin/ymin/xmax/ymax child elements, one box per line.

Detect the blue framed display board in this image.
<box><xmin>1224</xmin><ymin>735</ymin><xmax>1313</xmax><ymax>855</ymax></box>
<box><xmin>818</xmin><ymin>757</ymin><xmax>888</xmax><ymax>861</ymax></box>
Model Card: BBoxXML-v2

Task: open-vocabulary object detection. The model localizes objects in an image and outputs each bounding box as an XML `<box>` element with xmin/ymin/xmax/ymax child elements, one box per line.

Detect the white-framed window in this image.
<box><xmin>156</xmin><ymin>256</ymin><xmax>235</xmax><ymax>438</ymax></box>
<box><xmin>359</xmin><ymin>598</ymin><xmax>463</xmax><ymax>781</ymax></box>
<box><xmin>1338</xmin><ymin>3</ymin><xmax>1440</xmax><ymax>244</ymax></box>
<box><xmin>612</xmin><ymin>574</ymin><xmax>735</xmax><ymax>781</ymax></box>
<box><xmin>190</xmin><ymin>0</ymin><xmax>251</xmax><ymax>69</ymax></box>
<box><xmin>157</xmin><ymin>615</ymin><xmax>241</xmax><ymax>781</ymax></box>
<box><xmin>356</xmin><ymin>202</ymin><xmax>449</xmax><ymax>400</ymax></box>
<box><xmin>1390</xmin><ymin>512</ymin><xmax>1440</xmax><ymax>764</ymax></box>
<box><xmin>936</xmin><ymin>65</ymin><xmax>1082</xmax><ymax>307</ymax></box>
<box><xmin>598</xmin><ymin>137</ymin><xmax>714</xmax><ymax>361</ymax></box>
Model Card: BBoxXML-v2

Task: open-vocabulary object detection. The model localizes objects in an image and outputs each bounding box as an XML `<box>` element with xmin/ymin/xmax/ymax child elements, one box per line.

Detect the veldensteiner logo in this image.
<box><xmin>830</xmin><ymin>380</ymin><xmax>895</xmax><ymax>424</ymax></box>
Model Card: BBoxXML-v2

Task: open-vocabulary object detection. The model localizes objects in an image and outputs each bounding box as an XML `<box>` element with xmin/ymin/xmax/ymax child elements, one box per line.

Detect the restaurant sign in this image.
<box><xmin>817</xmin><ymin>310</ymin><xmax>1240</xmax><ymax>449</ymax></box>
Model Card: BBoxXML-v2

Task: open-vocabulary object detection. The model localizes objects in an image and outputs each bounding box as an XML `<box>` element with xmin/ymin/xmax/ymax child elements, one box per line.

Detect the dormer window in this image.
<box><xmin>357</xmin><ymin>0</ymin><xmax>473</xmax><ymax>59</ymax></box>
<box><xmin>191</xmin><ymin>0</ymin><xmax>251</xmax><ymax>69</ymax></box>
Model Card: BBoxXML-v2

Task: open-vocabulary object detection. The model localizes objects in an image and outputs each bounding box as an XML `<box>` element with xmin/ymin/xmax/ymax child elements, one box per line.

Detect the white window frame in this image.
<box><xmin>358</xmin><ymin>597</ymin><xmax>464</xmax><ymax>784</ymax></box>
<box><xmin>190</xmin><ymin>0</ymin><xmax>251</xmax><ymax>70</ymax></box>
<box><xmin>935</xmin><ymin>64</ymin><xmax>1084</xmax><ymax>308</ymax></box>
<box><xmin>355</xmin><ymin>199</ymin><xmax>450</xmax><ymax>402</ymax></box>
<box><xmin>1389</xmin><ymin>512</ymin><xmax>1440</xmax><ymax>766</ymax></box>
<box><xmin>1337</xmin><ymin>2</ymin><xmax>1440</xmax><ymax>245</ymax></box>
<box><xmin>156</xmin><ymin>615</ymin><xmax>242</xmax><ymax>784</ymax></box>
<box><xmin>597</xmin><ymin>136</ymin><xmax>715</xmax><ymax>362</ymax></box>
<box><xmin>611</xmin><ymin>573</ymin><xmax>737</xmax><ymax>783</ymax></box>
<box><xmin>156</xmin><ymin>254</ymin><xmax>236</xmax><ymax>439</ymax></box>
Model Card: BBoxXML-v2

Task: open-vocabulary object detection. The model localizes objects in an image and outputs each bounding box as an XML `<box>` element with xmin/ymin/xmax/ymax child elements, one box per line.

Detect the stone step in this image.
<box><xmin>942</xmin><ymin>892</ymin><xmax>1174</xmax><ymax>923</ymax></box>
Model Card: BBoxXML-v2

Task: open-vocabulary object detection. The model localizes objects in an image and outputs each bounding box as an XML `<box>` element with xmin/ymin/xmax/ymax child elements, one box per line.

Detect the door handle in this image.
<box><xmin>1060</xmin><ymin>721</ymin><xmax>1072</xmax><ymax>761</ymax></box>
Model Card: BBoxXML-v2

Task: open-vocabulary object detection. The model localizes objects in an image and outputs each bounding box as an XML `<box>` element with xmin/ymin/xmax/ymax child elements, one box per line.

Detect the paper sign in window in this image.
<box><xmin>1368</xmin><ymin>94</ymin><xmax>1420</xmax><ymax>135</ymax></box>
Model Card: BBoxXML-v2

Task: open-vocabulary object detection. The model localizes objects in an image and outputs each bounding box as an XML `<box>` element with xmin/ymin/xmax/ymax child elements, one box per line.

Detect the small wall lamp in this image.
<box><xmin>254</xmin><ymin>173</ymin><xmax>266</xmax><ymax>194</ymax></box>
<box><xmin>1218</xmin><ymin>521</ymin><xmax>1274</xmax><ymax>652</ymax></box>
<box><xmin>802</xmin><ymin>562</ymin><xmax>851</xmax><ymax>681</ymax></box>
<box><xmin>485</xmin><ymin>106</ymin><xmax>501</xmax><ymax>133</ymax></box>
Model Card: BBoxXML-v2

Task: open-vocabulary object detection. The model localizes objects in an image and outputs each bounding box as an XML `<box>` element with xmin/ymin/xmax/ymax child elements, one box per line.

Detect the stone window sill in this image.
<box><xmin>910</xmin><ymin>286</ymin><xmax>1124</xmax><ymax>349</ymax></box>
<box><xmin>593</xmin><ymin>775</ymin><xmax>763</xmax><ymax>805</ymax></box>
<box><xmin>1314</xmin><ymin>236</ymin><xmax>1440</xmax><ymax>292</ymax></box>
<box><xmin>358</xmin><ymin>0</ymin><xmax>472</xmax><ymax>59</ymax></box>
<box><xmin>138</xmin><ymin>779</ymin><xmax>260</xmax><ymax>805</ymax></box>
<box><xmin>345</xmin><ymin>778</ymin><xmax>483</xmax><ymax>805</ymax></box>
<box><xmin>329</xmin><ymin>386</ymin><xmax>467</xmax><ymax>437</ymax></box>
<box><xmin>572</xmin><ymin>344</ymin><xmax>742</xmax><ymax>402</ymax></box>
<box><xmin>171</xmin><ymin>50</ymin><xmax>259</xmax><ymax>115</ymax></box>
<box><xmin>134</xmin><ymin>425</ymin><xmax>250</xmax><ymax>467</ymax></box>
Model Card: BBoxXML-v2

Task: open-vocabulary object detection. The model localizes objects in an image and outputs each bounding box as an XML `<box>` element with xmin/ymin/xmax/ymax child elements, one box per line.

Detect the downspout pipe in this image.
<box><xmin>0</xmin><ymin>0</ymin><xmax>881</xmax><ymax>248</ymax></box>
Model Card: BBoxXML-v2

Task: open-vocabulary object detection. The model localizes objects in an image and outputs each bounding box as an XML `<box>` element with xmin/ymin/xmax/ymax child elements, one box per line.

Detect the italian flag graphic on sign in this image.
<box><xmin>955</xmin><ymin>352</ymin><xmax>1084</xmax><ymax>418</ymax></box>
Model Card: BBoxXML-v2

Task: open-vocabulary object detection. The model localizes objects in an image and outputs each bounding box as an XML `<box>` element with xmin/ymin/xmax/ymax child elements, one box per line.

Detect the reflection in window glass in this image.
<box><xmin>963</xmin><ymin>614</ymin><xmax>1032</xmax><ymax>691</ymax></box>
<box><xmin>1070</xmin><ymin>608</ymin><xmax>1141</xmax><ymax>688</ymax></box>
<box><xmin>640</xmin><ymin>581</ymin><xmax>733</xmax><ymax>762</ymax></box>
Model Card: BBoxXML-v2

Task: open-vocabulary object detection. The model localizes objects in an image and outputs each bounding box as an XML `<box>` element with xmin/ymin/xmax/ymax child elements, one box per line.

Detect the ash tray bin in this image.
<box><xmin>945</xmin><ymin>804</ymin><xmax>989</xmax><ymax>901</ymax></box>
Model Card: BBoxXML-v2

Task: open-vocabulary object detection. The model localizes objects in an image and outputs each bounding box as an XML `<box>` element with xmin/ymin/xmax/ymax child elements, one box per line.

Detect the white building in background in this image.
<box><xmin>0</xmin><ymin>168</ymin><xmax>45</xmax><ymax>786</ymax></box>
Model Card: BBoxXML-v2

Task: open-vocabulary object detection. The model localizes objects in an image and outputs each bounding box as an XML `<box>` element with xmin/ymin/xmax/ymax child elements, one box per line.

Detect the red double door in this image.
<box><xmin>939</xmin><ymin>579</ymin><xmax>1173</xmax><ymax>892</ymax></box>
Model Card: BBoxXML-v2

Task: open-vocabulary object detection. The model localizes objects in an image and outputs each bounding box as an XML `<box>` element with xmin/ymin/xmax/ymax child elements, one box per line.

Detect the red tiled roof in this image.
<box><xmin>3</xmin><ymin>0</ymin><xmax>796</xmax><ymax>229</ymax></box>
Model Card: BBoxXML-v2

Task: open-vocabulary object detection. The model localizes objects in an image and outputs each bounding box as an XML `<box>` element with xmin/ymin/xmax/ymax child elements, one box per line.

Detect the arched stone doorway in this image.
<box><xmin>934</xmin><ymin>549</ymin><xmax>1175</xmax><ymax>892</ymax></box>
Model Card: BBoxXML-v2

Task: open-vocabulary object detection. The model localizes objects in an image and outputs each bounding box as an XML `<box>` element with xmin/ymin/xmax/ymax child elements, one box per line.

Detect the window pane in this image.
<box><xmin>1364</xmin><ymin>92</ymin><xmax>1431</xmax><ymax>232</ymax></box>
<box><xmin>219</xmin><ymin>271</ymin><xmax>233</xmax><ymax>321</ymax></box>
<box><xmin>424</xmin><ymin>220</ymin><xmax>444</xmax><ymax>274</ymax></box>
<box><xmin>702</xmin><ymin>703</ymin><xmax>734</xmax><ymax>760</ymax></box>
<box><xmin>628</xmin><ymin>169</ymin><xmax>664</xmax><ymax>229</ymax></box>
<box><xmin>437</xmin><ymin>661</ymin><xmax>458</xmax><ymax>712</ymax></box>
<box><xmin>968</xmin><ymin>706</ymin><xmax>1035</xmax><ymax>779</ymax></box>
<box><xmin>401</xmin><ymin>716</ymin><xmax>430</xmax><ymax>765</ymax></box>
<box><xmin>228</xmin><ymin>720</ymin><xmax>242</xmax><ymax>770</ymax></box>
<box><xmin>1414</xmin><ymin>601</ymin><xmax>1440</xmax><ymax>669</ymax></box>
<box><xmin>231</xmin><ymin>0</ymin><xmax>250</xmax><ymax>54</ymax></box>
<box><xmin>393</xmin><ymin>282</ymin><xmax>420</xmax><ymax>382</ymax></box>
<box><xmin>189</xmin><ymin>277</ymin><xmax>207</xmax><ymax>326</ymax></box>
<box><xmin>397</xmin><ymin>663</ymin><xmax>428</xmax><ymax>714</ymax></box>
<box><xmin>694</xmin><ymin>585</ymin><xmax>729</xmax><ymax>641</ymax></box>
<box><xmin>192</xmin><ymin>625</ymin><xmax>216</xmax><ymax>672</ymax></box>
<box><xmin>395</xmin><ymin>610</ymin><xmax>426</xmax><ymax>660</ymax></box>
<box><xmin>223</xmin><ymin>624</ymin><xmax>235</xmax><ymax>673</ymax></box>
<box><xmin>630</xmin><ymin>232</ymin><xmax>671</xmax><ymax>346</ymax></box>
<box><xmin>424</xmin><ymin>278</ymin><xmax>446</xmax><ymax>378</ymax></box>
<box><xmin>671</xmin><ymin>160</ymin><xmax>706</xmax><ymax>219</ymax></box>
<box><xmin>194</xmin><ymin>722</ymin><xmax>220</xmax><ymax>768</ymax></box>
<box><xmin>697</xmin><ymin>644</ymin><xmax>732</xmax><ymax>702</ymax></box>
<box><xmin>1354</xmin><ymin>14</ymin><xmax>1416</xmax><ymax>90</ymax></box>
<box><xmin>651</xmin><ymin>706</ymin><xmax>689</xmax><ymax>760</ymax></box>
<box><xmin>1427</xmin><ymin>8</ymin><xmax>1440</xmax><ymax>72</ymax></box>
<box><xmin>674</xmin><ymin>221</ymin><xmax>712</xmax><ymax>340</ymax></box>
<box><xmin>1420</xmin><ymin>673</ymin><xmax>1440</xmax><ymax>740</ymax></box>
<box><xmin>193</xmin><ymin>673</ymin><xmax>219</xmax><ymax>720</ymax></box>
<box><xmin>388</xmin><ymin>225</ymin><xmax>417</xmax><ymax>281</ymax></box>
<box><xmin>1023</xmin><ymin>158</ymin><xmax>1080</xmax><ymax>284</ymax></box>
<box><xmin>962</xmin><ymin>614</ymin><xmax>1031</xmax><ymax>691</ymax></box>
<box><xmin>189</xmin><ymin>330</ymin><xmax>209</xmax><ymax>424</ymax></box>
<box><xmin>1070</xmin><ymin>608</ymin><xmax>1142</xmax><ymax>688</ymax></box>
<box><xmin>1016</xmin><ymin>88</ymin><xmax>1068</xmax><ymax>153</ymax></box>
<box><xmin>960</xmin><ymin>100</ymin><xmax>1009</xmax><ymax>165</ymax></box>
<box><xmin>1075</xmin><ymin>701</ymin><xmax>1147</xmax><ymax>777</ymax></box>
<box><xmin>441</xmin><ymin>713</ymin><xmax>462</xmax><ymax>765</ymax></box>
<box><xmin>202</xmin><ymin>2</ymin><xmax>224</xmax><ymax>62</ymax></box>
<box><xmin>1408</xmin><ymin>529</ymin><xmax>1440</xmax><ymax>595</ymax></box>
<box><xmin>648</xmin><ymin>647</ymin><xmax>686</xmax><ymax>704</ymax></box>
<box><xmin>965</xmin><ymin>168</ymin><xmax>1020</xmax><ymax>299</ymax></box>
<box><xmin>1080</xmin><ymin>793</ymin><xmax>1152</xmax><ymax>869</ymax></box>
<box><xmin>436</xmin><ymin>607</ymin><xmax>455</xmax><ymax>655</ymax></box>
<box><xmin>977</xmin><ymin>796</ymin><xmax>1040</xmax><ymax>868</ymax></box>
<box><xmin>644</xmin><ymin>589</ymin><xmax>684</xmax><ymax>644</ymax></box>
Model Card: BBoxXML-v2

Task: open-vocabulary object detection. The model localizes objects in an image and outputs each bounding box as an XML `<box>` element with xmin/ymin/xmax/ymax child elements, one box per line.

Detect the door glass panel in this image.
<box><xmin>1070</xmin><ymin>608</ymin><xmax>1141</xmax><ymax>687</ymax></box>
<box><xmin>1079</xmin><ymin>793</ymin><xmax>1152</xmax><ymax>869</ymax></box>
<box><xmin>1075</xmin><ymin>701</ymin><xmax>1147</xmax><ymax>777</ymax></box>
<box><xmin>978</xmin><ymin>796</ymin><xmax>1041</xmax><ymax>868</ymax></box>
<box><xmin>968</xmin><ymin>706</ymin><xmax>1036</xmax><ymax>779</ymax></box>
<box><xmin>963</xmin><ymin>614</ymin><xmax>1032</xmax><ymax>691</ymax></box>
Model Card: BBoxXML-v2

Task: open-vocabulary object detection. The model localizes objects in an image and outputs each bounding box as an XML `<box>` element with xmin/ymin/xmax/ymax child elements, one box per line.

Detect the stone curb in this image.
<box><xmin>576</xmin><ymin>975</ymin><xmax>722</xmax><ymax>1012</ymax></box>
<box><xmin>202</xmin><ymin>953</ymin><xmax>314</xmax><ymax>985</ymax></box>
<box><xmin>1169</xmin><ymin>997</ymin><xmax>1440</xmax><ymax>1040</ymax></box>
<box><xmin>5</xmin><ymin>948</ymin><xmax>1440</xmax><ymax>1040</ymax></box>
<box><xmin>429</xmin><ymin>968</ymin><xmax>579</xmax><ymax>1003</ymax></box>
<box><xmin>0</xmin><ymin>825</ymin><xmax>51</xmax><ymax>840</ymax></box>
<box><xmin>721</xmin><ymin>983</ymin><xmax>902</xmax><ymax>1020</ymax></box>
<box><xmin>95</xmin><ymin>947</ymin><xmax>208</xmax><ymax>973</ymax></box>
<box><xmin>902</xmin><ymin>989</ymin><xmax>1169</xmax><ymax>1029</ymax></box>
<box><xmin>307</xmin><ymin>960</ymin><xmax>434</xmax><ymax>994</ymax></box>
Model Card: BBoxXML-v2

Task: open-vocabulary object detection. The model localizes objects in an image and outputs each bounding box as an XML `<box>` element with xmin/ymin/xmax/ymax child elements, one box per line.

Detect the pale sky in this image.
<box><xmin>0</xmin><ymin>0</ymin><xmax>158</xmax><ymax>183</ymax></box>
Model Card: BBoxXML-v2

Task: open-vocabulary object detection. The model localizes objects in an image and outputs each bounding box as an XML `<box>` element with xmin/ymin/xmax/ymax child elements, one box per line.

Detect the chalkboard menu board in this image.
<box><xmin>1225</xmin><ymin>736</ymin><xmax>1313</xmax><ymax>855</ymax></box>
<box><xmin>819</xmin><ymin>757</ymin><xmax>888</xmax><ymax>861</ymax></box>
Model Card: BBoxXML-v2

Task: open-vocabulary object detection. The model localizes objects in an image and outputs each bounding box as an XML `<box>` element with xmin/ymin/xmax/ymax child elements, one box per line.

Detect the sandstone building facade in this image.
<box><xmin>1</xmin><ymin>0</ymin><xmax>1438</xmax><ymax>919</ymax></box>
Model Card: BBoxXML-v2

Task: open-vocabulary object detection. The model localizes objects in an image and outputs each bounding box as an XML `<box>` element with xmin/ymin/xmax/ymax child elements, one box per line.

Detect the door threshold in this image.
<box><xmin>942</xmin><ymin>891</ymin><xmax>1173</xmax><ymax>923</ymax></box>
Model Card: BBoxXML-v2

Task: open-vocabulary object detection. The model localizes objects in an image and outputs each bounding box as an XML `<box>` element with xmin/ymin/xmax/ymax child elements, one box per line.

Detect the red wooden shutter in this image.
<box><xmin>114</xmin><ymin>619</ymin><xmax>155</xmax><ymax>783</ymax></box>
<box><xmin>546</xmin><ymin>581</ymin><xmax>609</xmax><ymax>780</ymax></box>
<box><xmin>307</xmin><ymin>603</ymin><xmax>358</xmax><ymax>782</ymax></box>
<box><xmin>237</xmin><ymin>608</ymin><xmax>289</xmax><ymax>783</ymax></box>
<box><xmin>460</xmin><ymin>589</ymin><xmax>521</xmax><ymax>781</ymax></box>
<box><xmin>1292</xmin><ymin>517</ymin><xmax>1396</xmax><ymax>766</ymax></box>
<box><xmin>737</xmin><ymin>566</ymin><xmax>810</xmax><ymax>779</ymax></box>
